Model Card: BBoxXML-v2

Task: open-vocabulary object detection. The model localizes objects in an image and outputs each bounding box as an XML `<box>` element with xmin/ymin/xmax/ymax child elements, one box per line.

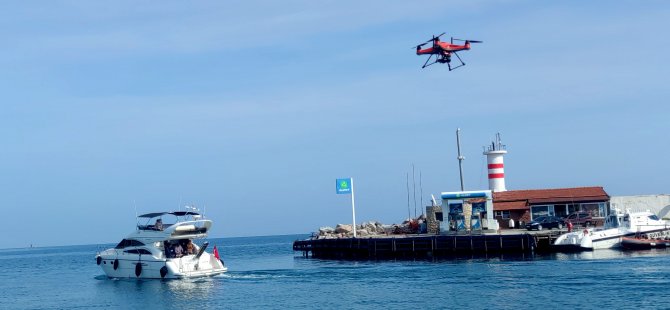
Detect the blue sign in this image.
<box><xmin>441</xmin><ymin>191</ymin><xmax>489</xmax><ymax>199</ymax></box>
<box><xmin>336</xmin><ymin>178</ymin><xmax>352</xmax><ymax>194</ymax></box>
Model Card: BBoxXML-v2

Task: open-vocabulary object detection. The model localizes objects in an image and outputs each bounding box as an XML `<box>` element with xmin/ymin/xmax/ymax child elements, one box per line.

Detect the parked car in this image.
<box><xmin>525</xmin><ymin>216</ymin><xmax>565</xmax><ymax>231</ymax></box>
<box><xmin>565</xmin><ymin>212</ymin><xmax>593</xmax><ymax>227</ymax></box>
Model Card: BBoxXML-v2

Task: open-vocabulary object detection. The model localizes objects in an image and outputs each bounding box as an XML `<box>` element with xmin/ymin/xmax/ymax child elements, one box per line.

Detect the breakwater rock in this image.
<box><xmin>315</xmin><ymin>216</ymin><xmax>427</xmax><ymax>238</ymax></box>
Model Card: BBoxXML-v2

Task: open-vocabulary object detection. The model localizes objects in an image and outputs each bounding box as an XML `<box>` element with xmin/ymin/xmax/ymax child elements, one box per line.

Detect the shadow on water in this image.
<box><xmin>294</xmin><ymin>247</ymin><xmax>670</xmax><ymax>264</ymax></box>
<box><xmin>293</xmin><ymin>252</ymin><xmax>538</xmax><ymax>264</ymax></box>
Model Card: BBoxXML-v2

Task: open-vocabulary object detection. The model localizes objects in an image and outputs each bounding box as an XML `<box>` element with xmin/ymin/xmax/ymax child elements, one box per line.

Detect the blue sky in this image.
<box><xmin>1</xmin><ymin>1</ymin><xmax>669</xmax><ymax>248</ymax></box>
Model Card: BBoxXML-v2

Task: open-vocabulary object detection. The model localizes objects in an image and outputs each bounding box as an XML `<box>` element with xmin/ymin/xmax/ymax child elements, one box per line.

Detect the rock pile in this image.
<box><xmin>314</xmin><ymin>215</ymin><xmax>427</xmax><ymax>239</ymax></box>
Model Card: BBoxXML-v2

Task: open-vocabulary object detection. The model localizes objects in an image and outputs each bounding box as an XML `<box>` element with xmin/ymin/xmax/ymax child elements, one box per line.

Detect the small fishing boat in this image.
<box><xmin>621</xmin><ymin>236</ymin><xmax>670</xmax><ymax>250</ymax></box>
<box><xmin>95</xmin><ymin>210</ymin><xmax>227</xmax><ymax>279</ymax></box>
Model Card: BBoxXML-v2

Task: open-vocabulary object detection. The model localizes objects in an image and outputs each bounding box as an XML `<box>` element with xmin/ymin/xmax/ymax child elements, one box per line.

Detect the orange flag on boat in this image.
<box><xmin>213</xmin><ymin>245</ymin><xmax>220</xmax><ymax>260</ymax></box>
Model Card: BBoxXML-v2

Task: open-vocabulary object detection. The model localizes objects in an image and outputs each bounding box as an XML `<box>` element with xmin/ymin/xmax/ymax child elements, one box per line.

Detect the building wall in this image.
<box><xmin>425</xmin><ymin>205</ymin><xmax>443</xmax><ymax>234</ymax></box>
<box><xmin>610</xmin><ymin>195</ymin><xmax>670</xmax><ymax>218</ymax></box>
<box><xmin>495</xmin><ymin>210</ymin><xmax>529</xmax><ymax>229</ymax></box>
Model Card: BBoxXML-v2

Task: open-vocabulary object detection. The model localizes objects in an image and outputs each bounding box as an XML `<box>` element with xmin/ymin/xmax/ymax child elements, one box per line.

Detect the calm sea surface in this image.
<box><xmin>1</xmin><ymin>234</ymin><xmax>669</xmax><ymax>309</ymax></box>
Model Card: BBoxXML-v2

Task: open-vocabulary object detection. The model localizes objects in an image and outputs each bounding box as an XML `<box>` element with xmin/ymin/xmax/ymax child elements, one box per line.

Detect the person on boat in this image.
<box><xmin>164</xmin><ymin>241</ymin><xmax>175</xmax><ymax>258</ymax></box>
<box><xmin>174</xmin><ymin>243</ymin><xmax>184</xmax><ymax>257</ymax></box>
<box><xmin>155</xmin><ymin>219</ymin><xmax>163</xmax><ymax>231</ymax></box>
<box><xmin>185</xmin><ymin>240</ymin><xmax>195</xmax><ymax>255</ymax></box>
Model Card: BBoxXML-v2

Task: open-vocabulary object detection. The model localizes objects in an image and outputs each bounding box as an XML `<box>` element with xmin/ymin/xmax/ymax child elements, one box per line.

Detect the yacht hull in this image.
<box><xmin>97</xmin><ymin>252</ymin><xmax>227</xmax><ymax>279</ymax></box>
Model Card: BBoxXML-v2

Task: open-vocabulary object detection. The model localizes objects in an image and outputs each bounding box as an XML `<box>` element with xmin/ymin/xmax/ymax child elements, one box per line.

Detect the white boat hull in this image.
<box><xmin>554</xmin><ymin>227</ymin><xmax>670</xmax><ymax>251</ymax></box>
<box><xmin>97</xmin><ymin>251</ymin><xmax>227</xmax><ymax>279</ymax></box>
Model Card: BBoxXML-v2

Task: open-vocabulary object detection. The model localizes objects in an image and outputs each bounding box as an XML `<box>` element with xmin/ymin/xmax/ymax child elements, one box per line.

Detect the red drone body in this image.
<box><xmin>414</xmin><ymin>33</ymin><xmax>482</xmax><ymax>70</ymax></box>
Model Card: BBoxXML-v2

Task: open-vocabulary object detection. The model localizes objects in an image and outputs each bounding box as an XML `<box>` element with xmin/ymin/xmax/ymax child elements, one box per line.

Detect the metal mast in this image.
<box><xmin>456</xmin><ymin>128</ymin><xmax>465</xmax><ymax>191</ymax></box>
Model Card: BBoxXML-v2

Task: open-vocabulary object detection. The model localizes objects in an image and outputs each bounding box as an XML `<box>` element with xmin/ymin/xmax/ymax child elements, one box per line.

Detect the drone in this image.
<box><xmin>414</xmin><ymin>32</ymin><xmax>482</xmax><ymax>70</ymax></box>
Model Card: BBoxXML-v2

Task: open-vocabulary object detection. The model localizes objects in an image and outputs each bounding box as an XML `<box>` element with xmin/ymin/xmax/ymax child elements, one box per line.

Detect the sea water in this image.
<box><xmin>1</xmin><ymin>234</ymin><xmax>669</xmax><ymax>309</ymax></box>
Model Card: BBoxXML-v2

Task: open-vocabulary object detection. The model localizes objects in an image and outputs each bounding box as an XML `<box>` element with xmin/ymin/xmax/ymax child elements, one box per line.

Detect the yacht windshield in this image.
<box><xmin>124</xmin><ymin>249</ymin><xmax>152</xmax><ymax>255</ymax></box>
<box><xmin>115</xmin><ymin>239</ymin><xmax>146</xmax><ymax>249</ymax></box>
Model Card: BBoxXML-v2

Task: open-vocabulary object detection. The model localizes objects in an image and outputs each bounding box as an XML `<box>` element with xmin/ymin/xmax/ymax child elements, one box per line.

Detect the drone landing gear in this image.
<box><xmin>446</xmin><ymin>52</ymin><xmax>466</xmax><ymax>71</ymax></box>
<box><xmin>421</xmin><ymin>51</ymin><xmax>467</xmax><ymax>70</ymax></box>
<box><xmin>421</xmin><ymin>54</ymin><xmax>436</xmax><ymax>68</ymax></box>
<box><xmin>423</xmin><ymin>52</ymin><xmax>466</xmax><ymax>71</ymax></box>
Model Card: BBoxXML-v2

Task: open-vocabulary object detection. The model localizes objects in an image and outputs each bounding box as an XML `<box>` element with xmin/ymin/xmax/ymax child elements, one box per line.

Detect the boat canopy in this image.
<box><xmin>138</xmin><ymin>211</ymin><xmax>201</xmax><ymax>218</ymax></box>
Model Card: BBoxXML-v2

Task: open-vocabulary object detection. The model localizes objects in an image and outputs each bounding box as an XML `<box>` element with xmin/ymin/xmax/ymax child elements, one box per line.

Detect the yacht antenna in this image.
<box><xmin>133</xmin><ymin>200</ymin><xmax>138</xmax><ymax>229</ymax></box>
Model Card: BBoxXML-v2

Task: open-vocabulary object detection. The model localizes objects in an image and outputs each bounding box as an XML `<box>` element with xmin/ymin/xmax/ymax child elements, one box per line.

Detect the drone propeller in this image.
<box><xmin>413</xmin><ymin>32</ymin><xmax>447</xmax><ymax>49</ymax></box>
<box><xmin>413</xmin><ymin>42</ymin><xmax>428</xmax><ymax>49</ymax></box>
<box><xmin>433</xmin><ymin>32</ymin><xmax>446</xmax><ymax>40</ymax></box>
<box><xmin>452</xmin><ymin>38</ymin><xmax>483</xmax><ymax>43</ymax></box>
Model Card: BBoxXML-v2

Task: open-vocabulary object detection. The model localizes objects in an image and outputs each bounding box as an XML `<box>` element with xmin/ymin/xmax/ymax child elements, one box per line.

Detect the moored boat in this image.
<box><xmin>621</xmin><ymin>236</ymin><xmax>670</xmax><ymax>250</ymax></box>
<box><xmin>553</xmin><ymin>209</ymin><xmax>670</xmax><ymax>251</ymax></box>
<box><xmin>95</xmin><ymin>210</ymin><xmax>227</xmax><ymax>279</ymax></box>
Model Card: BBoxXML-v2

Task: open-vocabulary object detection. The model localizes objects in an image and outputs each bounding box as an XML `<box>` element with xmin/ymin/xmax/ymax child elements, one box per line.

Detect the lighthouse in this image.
<box><xmin>483</xmin><ymin>133</ymin><xmax>507</xmax><ymax>192</ymax></box>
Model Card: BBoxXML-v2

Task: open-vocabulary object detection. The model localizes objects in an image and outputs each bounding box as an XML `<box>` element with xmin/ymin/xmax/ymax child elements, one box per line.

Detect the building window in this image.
<box><xmin>531</xmin><ymin>205</ymin><xmax>552</xmax><ymax>220</ymax></box>
<box><xmin>495</xmin><ymin>210</ymin><xmax>510</xmax><ymax>219</ymax></box>
<box><xmin>554</xmin><ymin>204</ymin><xmax>568</xmax><ymax>217</ymax></box>
<box><xmin>581</xmin><ymin>203</ymin><xmax>605</xmax><ymax>217</ymax></box>
<box><xmin>567</xmin><ymin>204</ymin><xmax>578</xmax><ymax>214</ymax></box>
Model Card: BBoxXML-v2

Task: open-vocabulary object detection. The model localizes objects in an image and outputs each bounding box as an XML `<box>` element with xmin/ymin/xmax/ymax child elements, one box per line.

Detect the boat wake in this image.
<box><xmin>221</xmin><ymin>271</ymin><xmax>289</xmax><ymax>281</ymax></box>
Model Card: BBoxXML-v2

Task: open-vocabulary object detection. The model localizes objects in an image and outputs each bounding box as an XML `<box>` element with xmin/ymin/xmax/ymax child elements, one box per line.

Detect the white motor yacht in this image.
<box><xmin>96</xmin><ymin>211</ymin><xmax>227</xmax><ymax>279</ymax></box>
<box><xmin>553</xmin><ymin>209</ymin><xmax>670</xmax><ymax>251</ymax></box>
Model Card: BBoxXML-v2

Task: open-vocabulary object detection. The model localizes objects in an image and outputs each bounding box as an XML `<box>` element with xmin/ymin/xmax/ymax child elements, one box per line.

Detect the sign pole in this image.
<box><xmin>351</xmin><ymin>178</ymin><xmax>357</xmax><ymax>238</ymax></box>
<box><xmin>336</xmin><ymin>177</ymin><xmax>357</xmax><ymax>238</ymax></box>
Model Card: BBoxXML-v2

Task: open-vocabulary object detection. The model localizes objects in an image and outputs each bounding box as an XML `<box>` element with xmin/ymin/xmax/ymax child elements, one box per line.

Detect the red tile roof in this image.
<box><xmin>494</xmin><ymin>201</ymin><xmax>528</xmax><ymax>211</ymax></box>
<box><xmin>493</xmin><ymin>186</ymin><xmax>609</xmax><ymax>211</ymax></box>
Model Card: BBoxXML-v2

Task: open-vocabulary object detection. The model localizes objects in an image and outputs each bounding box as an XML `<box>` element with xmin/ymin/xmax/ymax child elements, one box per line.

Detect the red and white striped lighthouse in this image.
<box><xmin>483</xmin><ymin>133</ymin><xmax>507</xmax><ymax>192</ymax></box>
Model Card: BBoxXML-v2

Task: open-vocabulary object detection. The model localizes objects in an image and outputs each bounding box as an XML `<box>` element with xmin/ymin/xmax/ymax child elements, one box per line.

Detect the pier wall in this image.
<box><xmin>293</xmin><ymin>233</ymin><xmax>557</xmax><ymax>259</ymax></box>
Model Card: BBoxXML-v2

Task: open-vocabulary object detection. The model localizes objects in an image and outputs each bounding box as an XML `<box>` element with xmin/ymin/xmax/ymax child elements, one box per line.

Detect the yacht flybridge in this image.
<box><xmin>96</xmin><ymin>211</ymin><xmax>227</xmax><ymax>279</ymax></box>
